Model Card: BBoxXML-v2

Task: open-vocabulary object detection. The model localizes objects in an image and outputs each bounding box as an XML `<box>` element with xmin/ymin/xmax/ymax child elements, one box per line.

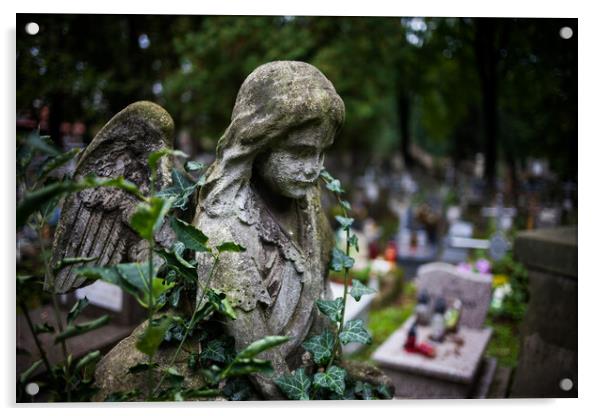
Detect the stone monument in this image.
<box><xmin>45</xmin><ymin>61</ymin><xmax>389</xmax><ymax>400</ymax></box>
<box><xmin>371</xmin><ymin>262</ymin><xmax>495</xmax><ymax>398</ymax></box>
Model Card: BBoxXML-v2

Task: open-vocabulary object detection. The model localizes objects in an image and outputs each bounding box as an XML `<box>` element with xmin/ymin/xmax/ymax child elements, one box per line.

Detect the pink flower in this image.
<box><xmin>457</xmin><ymin>262</ymin><xmax>473</xmax><ymax>273</ymax></box>
<box><xmin>475</xmin><ymin>258</ymin><xmax>491</xmax><ymax>274</ymax></box>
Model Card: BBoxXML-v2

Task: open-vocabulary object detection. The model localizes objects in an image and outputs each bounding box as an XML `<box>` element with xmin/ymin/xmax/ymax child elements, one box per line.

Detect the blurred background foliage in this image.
<box><xmin>16</xmin><ymin>14</ymin><xmax>577</xmax><ymax>182</ymax></box>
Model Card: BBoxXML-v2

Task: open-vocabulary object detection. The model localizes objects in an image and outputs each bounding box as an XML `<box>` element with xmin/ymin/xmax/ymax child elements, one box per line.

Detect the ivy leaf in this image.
<box><xmin>275</xmin><ymin>368</ymin><xmax>312</xmax><ymax>400</ymax></box>
<box><xmin>319</xmin><ymin>170</ymin><xmax>335</xmax><ymax>182</ymax></box>
<box><xmin>302</xmin><ymin>330</ymin><xmax>335</xmax><ymax>366</ymax></box>
<box><xmin>216</xmin><ymin>241</ymin><xmax>246</xmax><ymax>253</ymax></box>
<box><xmin>135</xmin><ymin>315</ymin><xmax>172</xmax><ymax>356</ymax></box>
<box><xmin>339</xmin><ymin>319</ymin><xmax>372</xmax><ymax>345</ymax></box>
<box><xmin>330</xmin><ymin>247</ymin><xmax>354</xmax><ymax>272</ymax></box>
<box><xmin>169</xmin><ymin>217</ymin><xmax>209</xmax><ymax>253</ymax></box>
<box><xmin>316</xmin><ymin>298</ymin><xmax>344</xmax><ymax>323</ymax></box>
<box><xmin>130</xmin><ymin>197</ymin><xmax>172</xmax><ymax>241</ymax></box>
<box><xmin>156</xmin><ymin>170</ymin><xmax>198</xmax><ymax>210</ymax></box>
<box><xmin>185</xmin><ymin>160</ymin><xmax>205</xmax><ymax>172</ymax></box>
<box><xmin>200</xmin><ymin>339</ymin><xmax>227</xmax><ymax>363</ymax></box>
<box><xmin>55</xmin><ymin>315</ymin><xmax>110</xmax><ymax>344</ymax></box>
<box><xmin>313</xmin><ymin>365</ymin><xmax>347</xmax><ymax>396</ymax></box>
<box><xmin>335</xmin><ymin>216</ymin><xmax>354</xmax><ymax>230</ymax></box>
<box><xmin>326</xmin><ymin>179</ymin><xmax>344</xmax><ymax>194</ymax></box>
<box><xmin>222</xmin><ymin>377</ymin><xmax>253</xmax><ymax>401</ymax></box>
<box><xmin>340</xmin><ymin>200</ymin><xmax>351</xmax><ymax>211</ymax></box>
<box><xmin>204</xmin><ymin>289</ymin><xmax>237</xmax><ymax>320</ymax></box>
<box><xmin>350</xmin><ymin>279</ymin><xmax>376</xmax><ymax>302</ymax></box>
<box><xmin>67</xmin><ymin>297</ymin><xmax>89</xmax><ymax>325</ymax></box>
<box><xmin>375</xmin><ymin>383</ymin><xmax>392</xmax><ymax>399</ymax></box>
<box><xmin>33</xmin><ymin>322</ymin><xmax>54</xmax><ymax>335</ymax></box>
<box><xmin>349</xmin><ymin>234</ymin><xmax>359</xmax><ymax>252</ymax></box>
<box><xmin>354</xmin><ymin>381</ymin><xmax>374</xmax><ymax>400</ymax></box>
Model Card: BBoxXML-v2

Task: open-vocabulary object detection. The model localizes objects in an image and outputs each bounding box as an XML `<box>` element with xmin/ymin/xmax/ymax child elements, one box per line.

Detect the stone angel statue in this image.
<box><xmin>46</xmin><ymin>61</ymin><xmax>389</xmax><ymax>399</ymax></box>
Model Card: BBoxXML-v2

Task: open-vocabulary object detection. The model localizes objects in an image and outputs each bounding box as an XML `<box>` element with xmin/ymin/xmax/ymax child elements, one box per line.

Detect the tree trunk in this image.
<box><xmin>475</xmin><ymin>19</ymin><xmax>499</xmax><ymax>192</ymax></box>
<box><xmin>398</xmin><ymin>92</ymin><xmax>413</xmax><ymax>170</ymax></box>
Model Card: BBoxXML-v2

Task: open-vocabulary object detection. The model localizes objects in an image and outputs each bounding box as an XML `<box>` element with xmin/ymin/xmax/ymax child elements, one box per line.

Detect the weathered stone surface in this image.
<box><xmin>93</xmin><ymin>321</ymin><xmax>207</xmax><ymax>401</ymax></box>
<box><xmin>191</xmin><ymin>61</ymin><xmax>348</xmax><ymax>398</ymax></box>
<box><xmin>46</xmin><ymin>101</ymin><xmax>175</xmax><ymax>293</ymax></box>
<box><xmin>510</xmin><ymin>226</ymin><xmax>577</xmax><ymax>398</ymax></box>
<box><xmin>416</xmin><ymin>262</ymin><xmax>492</xmax><ymax>329</ymax></box>
<box><xmin>514</xmin><ymin>226</ymin><xmax>577</xmax><ymax>278</ymax></box>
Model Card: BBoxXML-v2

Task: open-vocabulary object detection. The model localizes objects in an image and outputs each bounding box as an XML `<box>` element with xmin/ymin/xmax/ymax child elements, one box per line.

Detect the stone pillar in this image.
<box><xmin>510</xmin><ymin>227</ymin><xmax>577</xmax><ymax>398</ymax></box>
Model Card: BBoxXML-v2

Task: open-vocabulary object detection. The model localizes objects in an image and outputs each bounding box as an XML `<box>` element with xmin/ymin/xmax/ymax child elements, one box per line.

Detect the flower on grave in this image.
<box><xmin>475</xmin><ymin>258</ymin><xmax>491</xmax><ymax>274</ymax></box>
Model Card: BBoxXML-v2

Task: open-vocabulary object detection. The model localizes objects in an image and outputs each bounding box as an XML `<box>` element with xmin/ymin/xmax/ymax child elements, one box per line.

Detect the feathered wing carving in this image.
<box><xmin>45</xmin><ymin>101</ymin><xmax>175</xmax><ymax>293</ymax></box>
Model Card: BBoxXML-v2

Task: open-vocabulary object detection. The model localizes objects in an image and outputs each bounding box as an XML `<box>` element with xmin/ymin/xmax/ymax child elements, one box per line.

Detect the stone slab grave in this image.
<box><xmin>371</xmin><ymin>262</ymin><xmax>494</xmax><ymax>398</ymax></box>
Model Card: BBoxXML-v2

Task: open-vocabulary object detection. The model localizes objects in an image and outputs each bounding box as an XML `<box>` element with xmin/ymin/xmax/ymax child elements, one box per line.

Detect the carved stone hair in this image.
<box><xmin>200</xmin><ymin>61</ymin><xmax>345</xmax><ymax>217</ymax></box>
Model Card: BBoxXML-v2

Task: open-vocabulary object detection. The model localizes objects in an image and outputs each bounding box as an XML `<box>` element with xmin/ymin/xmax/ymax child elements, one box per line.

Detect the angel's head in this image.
<box><xmin>202</xmin><ymin>61</ymin><xmax>345</xmax><ymax>214</ymax></box>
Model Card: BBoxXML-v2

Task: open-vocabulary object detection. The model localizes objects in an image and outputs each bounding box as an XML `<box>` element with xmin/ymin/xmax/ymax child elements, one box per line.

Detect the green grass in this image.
<box><xmin>484</xmin><ymin>316</ymin><xmax>521</xmax><ymax>368</ymax></box>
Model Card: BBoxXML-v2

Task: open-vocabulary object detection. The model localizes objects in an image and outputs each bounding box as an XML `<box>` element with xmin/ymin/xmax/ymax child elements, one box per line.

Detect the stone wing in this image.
<box><xmin>45</xmin><ymin>101</ymin><xmax>174</xmax><ymax>293</ymax></box>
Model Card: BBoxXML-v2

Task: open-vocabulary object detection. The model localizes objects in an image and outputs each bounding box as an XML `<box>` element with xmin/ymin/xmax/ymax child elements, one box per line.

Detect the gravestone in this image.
<box><xmin>415</xmin><ymin>262</ymin><xmax>492</xmax><ymax>328</ymax></box>
<box><xmin>371</xmin><ymin>261</ymin><xmax>494</xmax><ymax>398</ymax></box>
<box><xmin>372</xmin><ymin>316</ymin><xmax>493</xmax><ymax>398</ymax></box>
<box><xmin>510</xmin><ymin>226</ymin><xmax>577</xmax><ymax>398</ymax></box>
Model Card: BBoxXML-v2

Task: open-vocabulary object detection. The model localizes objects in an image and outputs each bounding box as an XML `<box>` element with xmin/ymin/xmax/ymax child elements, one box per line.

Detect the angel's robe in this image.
<box><xmin>194</xmin><ymin>183</ymin><xmax>334</xmax><ymax>396</ymax></box>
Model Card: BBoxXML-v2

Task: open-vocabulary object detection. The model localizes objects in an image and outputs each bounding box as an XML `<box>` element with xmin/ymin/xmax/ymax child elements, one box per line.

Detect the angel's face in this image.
<box><xmin>256</xmin><ymin>119</ymin><xmax>336</xmax><ymax>199</ymax></box>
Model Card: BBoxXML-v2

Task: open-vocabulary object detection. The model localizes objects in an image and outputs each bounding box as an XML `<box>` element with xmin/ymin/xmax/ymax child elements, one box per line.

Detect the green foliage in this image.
<box><xmin>169</xmin><ymin>217</ymin><xmax>209</xmax><ymax>252</ymax></box>
<box><xmin>156</xmin><ymin>170</ymin><xmax>203</xmax><ymax>210</ymax></box>
<box><xmin>53</xmin><ymin>256</ymin><xmax>98</xmax><ymax>272</ymax></box>
<box><xmin>235</xmin><ymin>335</ymin><xmax>290</xmax><ymax>360</ymax></box>
<box><xmin>148</xmin><ymin>149</ymin><xmax>188</xmax><ymax>173</ymax></box>
<box><xmin>275</xmin><ymin>368</ymin><xmax>312</xmax><ymax>400</ymax></box>
<box><xmin>54</xmin><ymin>315</ymin><xmax>110</xmax><ymax>344</ymax></box>
<box><xmin>66</xmin><ymin>297</ymin><xmax>89</xmax><ymax>325</ymax></box>
<box><xmin>136</xmin><ymin>315</ymin><xmax>173</xmax><ymax>356</ymax></box>
<box><xmin>313</xmin><ymin>365</ymin><xmax>346</xmax><ymax>396</ymax></box>
<box><xmin>38</xmin><ymin>148</ymin><xmax>81</xmax><ymax>182</ymax></box>
<box><xmin>200</xmin><ymin>339</ymin><xmax>227</xmax><ymax>363</ymax></box>
<box><xmin>335</xmin><ymin>215</ymin><xmax>354</xmax><ymax>230</ymax></box>
<box><xmin>33</xmin><ymin>322</ymin><xmax>55</xmax><ymax>334</ymax></box>
<box><xmin>17</xmin><ymin>175</ymin><xmax>144</xmax><ymax>228</ymax></box>
<box><xmin>130</xmin><ymin>197</ymin><xmax>172</xmax><ymax>241</ymax></box>
<box><xmin>216</xmin><ymin>242</ymin><xmax>246</xmax><ymax>253</ymax></box>
<box><xmin>316</xmin><ymin>298</ymin><xmax>344</xmax><ymax>323</ymax></box>
<box><xmin>330</xmin><ymin>247</ymin><xmax>354</xmax><ymax>272</ymax></box>
<box><xmin>349</xmin><ymin>279</ymin><xmax>376</xmax><ymax>302</ymax></box>
<box><xmin>339</xmin><ymin>319</ymin><xmax>372</xmax><ymax>345</ymax></box>
<box><xmin>302</xmin><ymin>330</ymin><xmax>335</xmax><ymax>366</ymax></box>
